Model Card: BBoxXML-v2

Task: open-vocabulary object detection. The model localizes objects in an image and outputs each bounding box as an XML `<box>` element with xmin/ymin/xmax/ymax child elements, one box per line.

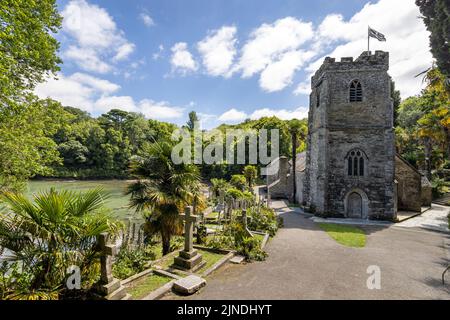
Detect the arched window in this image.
<box><xmin>316</xmin><ymin>90</ymin><xmax>320</xmax><ymax>108</ymax></box>
<box><xmin>346</xmin><ymin>149</ymin><xmax>366</xmax><ymax>177</ymax></box>
<box><xmin>349</xmin><ymin>80</ymin><xmax>362</xmax><ymax>102</ymax></box>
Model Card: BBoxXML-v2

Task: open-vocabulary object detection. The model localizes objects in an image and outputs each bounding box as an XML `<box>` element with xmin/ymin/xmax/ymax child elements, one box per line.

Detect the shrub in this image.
<box><xmin>431</xmin><ymin>177</ymin><xmax>448</xmax><ymax>198</ymax></box>
<box><xmin>235</xmin><ymin>237</ymin><xmax>267</xmax><ymax>262</ymax></box>
<box><xmin>196</xmin><ymin>224</ymin><xmax>207</xmax><ymax>245</ymax></box>
<box><xmin>112</xmin><ymin>247</ymin><xmax>156</xmax><ymax>280</ymax></box>
<box><xmin>230</xmin><ymin>175</ymin><xmax>247</xmax><ymax>191</ymax></box>
<box><xmin>247</xmin><ymin>207</ymin><xmax>279</xmax><ymax>236</ymax></box>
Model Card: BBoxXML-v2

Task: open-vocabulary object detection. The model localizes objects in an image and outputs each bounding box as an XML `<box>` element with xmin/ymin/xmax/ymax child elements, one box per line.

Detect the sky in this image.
<box><xmin>35</xmin><ymin>0</ymin><xmax>433</xmax><ymax>129</ymax></box>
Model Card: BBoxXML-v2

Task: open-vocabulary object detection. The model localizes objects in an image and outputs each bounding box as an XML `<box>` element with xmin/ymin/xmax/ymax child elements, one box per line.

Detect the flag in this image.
<box><xmin>368</xmin><ymin>27</ymin><xmax>386</xmax><ymax>42</ymax></box>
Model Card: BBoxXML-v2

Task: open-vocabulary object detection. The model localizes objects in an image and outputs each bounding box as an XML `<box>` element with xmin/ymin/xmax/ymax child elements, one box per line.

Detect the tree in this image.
<box><xmin>126</xmin><ymin>140</ymin><xmax>205</xmax><ymax>255</ymax></box>
<box><xmin>0</xmin><ymin>97</ymin><xmax>68</xmax><ymax>190</ymax></box>
<box><xmin>0</xmin><ymin>0</ymin><xmax>62</xmax><ymax>101</ymax></box>
<box><xmin>0</xmin><ymin>0</ymin><xmax>63</xmax><ymax>190</ymax></box>
<box><xmin>288</xmin><ymin>119</ymin><xmax>307</xmax><ymax>204</ymax></box>
<box><xmin>243</xmin><ymin>166</ymin><xmax>258</xmax><ymax>189</ymax></box>
<box><xmin>230</xmin><ymin>174</ymin><xmax>247</xmax><ymax>191</ymax></box>
<box><xmin>210</xmin><ymin>178</ymin><xmax>229</xmax><ymax>198</ymax></box>
<box><xmin>416</xmin><ymin>0</ymin><xmax>450</xmax><ymax>81</ymax></box>
<box><xmin>0</xmin><ymin>188</ymin><xmax>121</xmax><ymax>299</ymax></box>
<box><xmin>186</xmin><ymin>111</ymin><xmax>199</xmax><ymax>131</ymax></box>
<box><xmin>391</xmin><ymin>80</ymin><xmax>402</xmax><ymax>126</ymax></box>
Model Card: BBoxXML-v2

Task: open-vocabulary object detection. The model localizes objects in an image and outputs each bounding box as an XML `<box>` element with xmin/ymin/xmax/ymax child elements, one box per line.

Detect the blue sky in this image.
<box><xmin>36</xmin><ymin>0</ymin><xmax>432</xmax><ymax>129</ymax></box>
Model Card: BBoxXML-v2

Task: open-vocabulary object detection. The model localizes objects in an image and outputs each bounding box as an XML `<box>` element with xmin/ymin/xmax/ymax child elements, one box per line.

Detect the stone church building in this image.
<box><xmin>267</xmin><ymin>51</ymin><xmax>431</xmax><ymax>221</ymax></box>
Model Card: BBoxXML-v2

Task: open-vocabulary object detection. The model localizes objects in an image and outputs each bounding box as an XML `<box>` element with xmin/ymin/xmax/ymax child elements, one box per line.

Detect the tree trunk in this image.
<box><xmin>444</xmin><ymin>127</ymin><xmax>450</xmax><ymax>160</ymax></box>
<box><xmin>161</xmin><ymin>230</ymin><xmax>171</xmax><ymax>256</ymax></box>
<box><xmin>424</xmin><ymin>137</ymin><xmax>432</xmax><ymax>180</ymax></box>
<box><xmin>292</xmin><ymin>133</ymin><xmax>297</xmax><ymax>204</ymax></box>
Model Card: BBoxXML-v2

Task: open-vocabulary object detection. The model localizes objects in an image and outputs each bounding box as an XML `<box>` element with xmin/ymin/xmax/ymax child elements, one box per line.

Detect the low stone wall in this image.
<box><xmin>395</xmin><ymin>156</ymin><xmax>422</xmax><ymax>212</ymax></box>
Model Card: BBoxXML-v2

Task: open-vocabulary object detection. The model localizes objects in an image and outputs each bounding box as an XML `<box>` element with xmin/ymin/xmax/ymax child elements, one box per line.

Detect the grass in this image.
<box><xmin>153</xmin><ymin>248</ymin><xmax>225</xmax><ymax>273</ymax></box>
<box><xmin>126</xmin><ymin>274</ymin><xmax>172</xmax><ymax>300</ymax></box>
<box><xmin>288</xmin><ymin>203</ymin><xmax>301</xmax><ymax>208</ymax></box>
<box><xmin>318</xmin><ymin>223</ymin><xmax>366</xmax><ymax>248</ymax></box>
<box><xmin>206</xmin><ymin>211</ymin><xmax>220</xmax><ymax>219</ymax></box>
<box><xmin>197</xmin><ymin>249</ymin><xmax>225</xmax><ymax>272</ymax></box>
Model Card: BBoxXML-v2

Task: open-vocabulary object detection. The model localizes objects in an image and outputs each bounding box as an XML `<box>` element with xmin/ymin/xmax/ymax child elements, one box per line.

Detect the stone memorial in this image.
<box><xmin>96</xmin><ymin>233</ymin><xmax>130</xmax><ymax>300</ymax></box>
<box><xmin>174</xmin><ymin>206</ymin><xmax>205</xmax><ymax>271</ymax></box>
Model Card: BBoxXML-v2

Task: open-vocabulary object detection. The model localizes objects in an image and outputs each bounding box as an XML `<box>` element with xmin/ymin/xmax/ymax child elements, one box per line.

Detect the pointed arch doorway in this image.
<box><xmin>344</xmin><ymin>189</ymin><xmax>369</xmax><ymax>219</ymax></box>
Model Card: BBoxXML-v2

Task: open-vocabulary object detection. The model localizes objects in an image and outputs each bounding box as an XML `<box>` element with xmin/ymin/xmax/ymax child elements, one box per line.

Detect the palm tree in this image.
<box><xmin>243</xmin><ymin>165</ymin><xmax>258</xmax><ymax>190</ymax></box>
<box><xmin>126</xmin><ymin>141</ymin><xmax>204</xmax><ymax>255</ymax></box>
<box><xmin>288</xmin><ymin>120</ymin><xmax>307</xmax><ymax>204</ymax></box>
<box><xmin>0</xmin><ymin>188</ymin><xmax>121</xmax><ymax>299</ymax></box>
<box><xmin>210</xmin><ymin>178</ymin><xmax>229</xmax><ymax>199</ymax></box>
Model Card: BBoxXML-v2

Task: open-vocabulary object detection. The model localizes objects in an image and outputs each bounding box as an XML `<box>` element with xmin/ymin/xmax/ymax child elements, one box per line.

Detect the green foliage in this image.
<box><xmin>243</xmin><ymin>165</ymin><xmax>258</xmax><ymax>189</ymax></box>
<box><xmin>210</xmin><ymin>178</ymin><xmax>230</xmax><ymax>198</ymax></box>
<box><xmin>196</xmin><ymin>223</ymin><xmax>208</xmax><ymax>245</ymax></box>
<box><xmin>127</xmin><ymin>140</ymin><xmax>205</xmax><ymax>255</ymax></box>
<box><xmin>247</xmin><ymin>207</ymin><xmax>279</xmax><ymax>237</ymax></box>
<box><xmin>0</xmin><ymin>0</ymin><xmax>62</xmax><ymax>100</ymax></box>
<box><xmin>0</xmin><ymin>97</ymin><xmax>69</xmax><ymax>191</ymax></box>
<box><xmin>431</xmin><ymin>176</ymin><xmax>448</xmax><ymax>198</ymax></box>
<box><xmin>186</xmin><ymin>111</ymin><xmax>199</xmax><ymax>131</ymax></box>
<box><xmin>395</xmin><ymin>68</ymin><xmax>450</xmax><ymax>174</ymax></box>
<box><xmin>112</xmin><ymin>247</ymin><xmax>156</xmax><ymax>280</ymax></box>
<box><xmin>230</xmin><ymin>174</ymin><xmax>247</xmax><ymax>191</ymax></box>
<box><xmin>416</xmin><ymin>0</ymin><xmax>450</xmax><ymax>80</ymax></box>
<box><xmin>235</xmin><ymin>236</ymin><xmax>267</xmax><ymax>261</ymax></box>
<box><xmin>0</xmin><ymin>188</ymin><xmax>122</xmax><ymax>299</ymax></box>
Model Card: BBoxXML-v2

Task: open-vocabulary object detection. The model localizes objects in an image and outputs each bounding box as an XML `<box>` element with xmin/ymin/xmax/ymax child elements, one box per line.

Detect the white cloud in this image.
<box><xmin>140</xmin><ymin>13</ymin><xmax>155</xmax><ymax>27</ymax></box>
<box><xmin>153</xmin><ymin>44</ymin><xmax>165</xmax><ymax>60</ymax></box>
<box><xmin>197</xmin><ymin>26</ymin><xmax>237</xmax><ymax>77</ymax></box>
<box><xmin>65</xmin><ymin>46</ymin><xmax>112</xmax><ymax>74</ymax></box>
<box><xmin>296</xmin><ymin>0</ymin><xmax>432</xmax><ymax>98</ymax></box>
<box><xmin>69</xmin><ymin>72</ymin><xmax>120</xmax><ymax>94</ymax></box>
<box><xmin>35</xmin><ymin>72</ymin><xmax>184</xmax><ymax>120</ymax></box>
<box><xmin>62</xmin><ymin>0</ymin><xmax>135</xmax><ymax>73</ymax></box>
<box><xmin>139</xmin><ymin>100</ymin><xmax>184</xmax><ymax>119</ymax></box>
<box><xmin>113</xmin><ymin>43</ymin><xmax>136</xmax><ymax>62</ymax></box>
<box><xmin>217</xmin><ymin>106</ymin><xmax>309</xmax><ymax>124</ymax></box>
<box><xmin>170</xmin><ymin>42</ymin><xmax>198</xmax><ymax>74</ymax></box>
<box><xmin>94</xmin><ymin>95</ymin><xmax>136</xmax><ymax>113</ymax></box>
<box><xmin>259</xmin><ymin>50</ymin><xmax>315</xmax><ymax>92</ymax></box>
<box><xmin>250</xmin><ymin>107</ymin><xmax>309</xmax><ymax>120</ymax></box>
<box><xmin>218</xmin><ymin>108</ymin><xmax>248</xmax><ymax>123</ymax></box>
<box><xmin>293</xmin><ymin>81</ymin><xmax>311</xmax><ymax>96</ymax></box>
<box><xmin>237</xmin><ymin>17</ymin><xmax>314</xmax><ymax>79</ymax></box>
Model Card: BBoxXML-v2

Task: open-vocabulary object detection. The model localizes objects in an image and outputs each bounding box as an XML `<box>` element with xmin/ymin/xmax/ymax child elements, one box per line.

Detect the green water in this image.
<box><xmin>26</xmin><ymin>180</ymin><xmax>141</xmax><ymax>221</ymax></box>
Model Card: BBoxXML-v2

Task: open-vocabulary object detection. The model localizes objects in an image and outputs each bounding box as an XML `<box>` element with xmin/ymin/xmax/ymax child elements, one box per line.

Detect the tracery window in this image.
<box><xmin>347</xmin><ymin>149</ymin><xmax>366</xmax><ymax>177</ymax></box>
<box><xmin>349</xmin><ymin>80</ymin><xmax>363</xmax><ymax>102</ymax></box>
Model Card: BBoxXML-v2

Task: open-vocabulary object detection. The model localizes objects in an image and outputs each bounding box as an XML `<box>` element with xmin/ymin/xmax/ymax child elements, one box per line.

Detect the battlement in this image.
<box><xmin>311</xmin><ymin>51</ymin><xmax>389</xmax><ymax>87</ymax></box>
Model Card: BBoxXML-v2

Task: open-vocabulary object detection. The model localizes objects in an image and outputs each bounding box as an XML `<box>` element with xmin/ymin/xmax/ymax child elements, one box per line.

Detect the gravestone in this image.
<box><xmin>174</xmin><ymin>206</ymin><xmax>205</xmax><ymax>271</ymax></box>
<box><xmin>173</xmin><ymin>275</ymin><xmax>206</xmax><ymax>295</ymax></box>
<box><xmin>239</xmin><ymin>209</ymin><xmax>253</xmax><ymax>238</ymax></box>
<box><xmin>96</xmin><ymin>233</ymin><xmax>130</xmax><ymax>300</ymax></box>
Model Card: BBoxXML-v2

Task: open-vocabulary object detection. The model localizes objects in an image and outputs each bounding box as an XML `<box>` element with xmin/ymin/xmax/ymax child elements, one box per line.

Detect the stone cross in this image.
<box><xmin>240</xmin><ymin>209</ymin><xmax>253</xmax><ymax>237</ymax></box>
<box><xmin>218</xmin><ymin>189</ymin><xmax>225</xmax><ymax>204</ymax></box>
<box><xmin>181</xmin><ymin>206</ymin><xmax>200</xmax><ymax>254</ymax></box>
<box><xmin>98</xmin><ymin>233</ymin><xmax>118</xmax><ymax>284</ymax></box>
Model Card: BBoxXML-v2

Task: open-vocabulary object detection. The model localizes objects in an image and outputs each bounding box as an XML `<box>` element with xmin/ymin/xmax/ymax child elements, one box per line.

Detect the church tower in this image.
<box><xmin>303</xmin><ymin>51</ymin><xmax>396</xmax><ymax>220</ymax></box>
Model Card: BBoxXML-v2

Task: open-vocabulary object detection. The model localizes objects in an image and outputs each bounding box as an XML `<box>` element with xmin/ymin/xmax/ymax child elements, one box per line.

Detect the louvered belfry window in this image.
<box><xmin>349</xmin><ymin>80</ymin><xmax>362</xmax><ymax>102</ymax></box>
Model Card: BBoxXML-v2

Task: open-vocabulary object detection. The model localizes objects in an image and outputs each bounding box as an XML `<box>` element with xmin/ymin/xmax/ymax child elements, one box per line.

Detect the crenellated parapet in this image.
<box><xmin>311</xmin><ymin>51</ymin><xmax>389</xmax><ymax>88</ymax></box>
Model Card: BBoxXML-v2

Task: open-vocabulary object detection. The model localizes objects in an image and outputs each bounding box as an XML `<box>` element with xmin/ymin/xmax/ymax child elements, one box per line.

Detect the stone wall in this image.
<box><xmin>395</xmin><ymin>156</ymin><xmax>422</xmax><ymax>212</ymax></box>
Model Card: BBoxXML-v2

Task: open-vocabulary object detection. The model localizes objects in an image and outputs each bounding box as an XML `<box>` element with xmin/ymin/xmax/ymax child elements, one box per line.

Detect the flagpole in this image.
<box><xmin>367</xmin><ymin>26</ymin><xmax>370</xmax><ymax>55</ymax></box>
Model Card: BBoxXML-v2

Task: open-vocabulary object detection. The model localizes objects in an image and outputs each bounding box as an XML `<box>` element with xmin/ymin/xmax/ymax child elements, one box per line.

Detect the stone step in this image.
<box><xmin>105</xmin><ymin>286</ymin><xmax>127</xmax><ymax>300</ymax></box>
<box><xmin>121</xmin><ymin>293</ymin><xmax>132</xmax><ymax>300</ymax></box>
